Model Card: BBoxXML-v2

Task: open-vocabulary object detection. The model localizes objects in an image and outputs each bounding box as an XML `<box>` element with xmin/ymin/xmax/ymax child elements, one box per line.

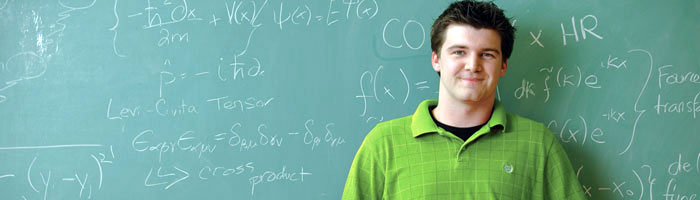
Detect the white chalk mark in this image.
<box><xmin>195</xmin><ymin>72</ymin><xmax>209</xmax><ymax>76</ymax></box>
<box><xmin>165</xmin><ymin>166</ymin><xmax>189</xmax><ymax>190</ymax></box>
<box><xmin>356</xmin><ymin>71</ymin><xmax>374</xmax><ymax>117</ymax></box>
<box><xmin>383</xmin><ymin>18</ymin><xmax>401</xmax><ymax>48</ymax></box>
<box><xmin>112</xmin><ymin>32</ymin><xmax>125</xmax><ymax>57</ymax></box>
<box><xmin>144</xmin><ymin>168</ymin><xmax>168</xmax><ymax>187</ymax></box>
<box><xmin>28</xmin><ymin>157</ymin><xmax>39</xmax><ymax>192</ymax></box>
<box><xmin>0</xmin><ymin>174</ymin><xmax>14</xmax><ymax>179</ymax></box>
<box><xmin>383</xmin><ymin>87</ymin><xmax>395</xmax><ymax>100</ymax></box>
<box><xmin>90</xmin><ymin>154</ymin><xmax>103</xmax><ymax>189</ymax></box>
<box><xmin>128</xmin><ymin>13</ymin><xmax>143</xmax><ymax>18</ymax></box>
<box><xmin>641</xmin><ymin>165</ymin><xmax>655</xmax><ymax>198</ymax></box>
<box><xmin>75</xmin><ymin>173</ymin><xmax>88</xmax><ymax>198</ymax></box>
<box><xmin>110</xmin><ymin>145</ymin><xmax>115</xmax><ymax>159</ymax></box>
<box><xmin>373</xmin><ymin>66</ymin><xmax>382</xmax><ymax>103</ymax></box>
<box><xmin>399</xmin><ymin>68</ymin><xmax>409</xmax><ymax>104</ymax></box>
<box><xmin>403</xmin><ymin>20</ymin><xmax>425</xmax><ymax>50</ymax></box>
<box><xmin>529</xmin><ymin>30</ymin><xmax>544</xmax><ymax>47</ymax></box>
<box><xmin>214</xmin><ymin>133</ymin><xmax>227</xmax><ymax>140</ymax></box>
<box><xmin>53</xmin><ymin>0</ymin><xmax>97</xmax><ymax>43</ymax></box>
<box><xmin>0</xmin><ymin>0</ymin><xmax>7</xmax><ymax>10</ymax></box>
<box><xmin>236</xmin><ymin>26</ymin><xmax>258</xmax><ymax>57</ymax></box>
<box><xmin>40</xmin><ymin>171</ymin><xmax>51</xmax><ymax>200</ymax></box>
<box><xmin>576</xmin><ymin>166</ymin><xmax>583</xmax><ymax>177</ymax></box>
<box><xmin>0</xmin><ymin>81</ymin><xmax>18</xmax><ymax>92</ymax></box>
<box><xmin>578</xmin><ymin>115</ymin><xmax>588</xmax><ymax>145</ymax></box>
<box><xmin>109</xmin><ymin>0</ymin><xmax>126</xmax><ymax>57</ymax></box>
<box><xmin>0</xmin><ymin>144</ymin><xmax>103</xmax><ymax>150</ymax></box>
<box><xmin>109</xmin><ymin>0</ymin><xmax>119</xmax><ymax>31</ymax></box>
<box><xmin>619</xmin><ymin>49</ymin><xmax>651</xmax><ymax>155</ymax></box>
<box><xmin>632</xmin><ymin>169</ymin><xmax>644</xmax><ymax>200</ymax></box>
<box><xmin>366</xmin><ymin>117</ymin><xmax>375</xmax><ymax>123</ymax></box>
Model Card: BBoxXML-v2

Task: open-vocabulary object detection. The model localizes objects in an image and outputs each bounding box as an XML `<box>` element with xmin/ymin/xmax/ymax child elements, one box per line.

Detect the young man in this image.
<box><xmin>343</xmin><ymin>1</ymin><xmax>587</xmax><ymax>199</ymax></box>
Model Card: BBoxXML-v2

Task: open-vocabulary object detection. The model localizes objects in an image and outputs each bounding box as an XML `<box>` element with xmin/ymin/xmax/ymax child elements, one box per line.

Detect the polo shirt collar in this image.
<box><xmin>411</xmin><ymin>99</ymin><xmax>508</xmax><ymax>138</ymax></box>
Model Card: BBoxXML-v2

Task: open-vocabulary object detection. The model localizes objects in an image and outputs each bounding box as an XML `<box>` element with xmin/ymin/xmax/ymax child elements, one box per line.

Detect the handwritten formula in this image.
<box><xmin>0</xmin><ymin>0</ymin><xmax>697</xmax><ymax>199</ymax></box>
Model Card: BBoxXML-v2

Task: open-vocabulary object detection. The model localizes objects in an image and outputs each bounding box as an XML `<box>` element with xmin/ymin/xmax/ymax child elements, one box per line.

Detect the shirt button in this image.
<box><xmin>504</xmin><ymin>163</ymin><xmax>514</xmax><ymax>173</ymax></box>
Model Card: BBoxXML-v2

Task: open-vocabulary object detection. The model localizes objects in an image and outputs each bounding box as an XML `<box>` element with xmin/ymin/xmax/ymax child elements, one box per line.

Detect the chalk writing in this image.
<box><xmin>295</xmin><ymin>119</ymin><xmax>344</xmax><ymax>151</ymax></box>
<box><xmin>107</xmin><ymin>97</ymin><xmax>202</xmax><ymax>120</ymax></box>
<box><xmin>218</xmin><ymin>123</ymin><xmax>284</xmax><ymax>152</ymax></box>
<box><xmin>356</xmin><ymin>65</ymin><xmax>432</xmax><ymax>123</ymax></box>
<box><xmin>560</xmin><ymin>14</ymin><xmax>603</xmax><ymax>46</ymax></box>
<box><xmin>1</xmin><ymin>1</ymin><xmax>698</xmax><ymax>200</ymax></box>
<box><xmin>141</xmin><ymin>0</ymin><xmax>202</xmax><ymax>29</ymax></box>
<box><xmin>132</xmin><ymin>129</ymin><xmax>216</xmax><ymax>162</ymax></box>
<box><xmin>198</xmin><ymin>162</ymin><xmax>255</xmax><ymax>180</ymax></box>
<box><xmin>654</xmin><ymin>91</ymin><xmax>700</xmax><ymax>118</ymax></box>
<box><xmin>273</xmin><ymin>2</ymin><xmax>312</xmax><ymax>29</ymax></box>
<box><xmin>144</xmin><ymin>166</ymin><xmax>189</xmax><ymax>190</ymax></box>
<box><xmin>158</xmin><ymin>28</ymin><xmax>189</xmax><ymax>47</ymax></box>
<box><xmin>248</xmin><ymin>165</ymin><xmax>311</xmax><ymax>196</ymax></box>
<box><xmin>620</xmin><ymin>49</ymin><xmax>653</xmax><ymax>155</ymax></box>
<box><xmin>658</xmin><ymin>65</ymin><xmax>700</xmax><ymax>89</ymax></box>
<box><xmin>601</xmin><ymin>108</ymin><xmax>626</xmax><ymax>123</ymax></box>
<box><xmin>382</xmin><ymin>18</ymin><xmax>426</xmax><ymax>50</ymax></box>
<box><xmin>601</xmin><ymin>54</ymin><xmax>627</xmax><ymax>70</ymax></box>
<box><xmin>222</xmin><ymin>0</ymin><xmax>267</xmax><ymax>28</ymax></box>
<box><xmin>548</xmin><ymin>115</ymin><xmax>605</xmax><ymax>146</ymax></box>
<box><xmin>206</xmin><ymin>96</ymin><xmax>274</xmax><ymax>112</ymax></box>
<box><xmin>514</xmin><ymin>78</ymin><xmax>536</xmax><ymax>100</ymax></box>
<box><xmin>529</xmin><ymin>29</ymin><xmax>544</xmax><ymax>48</ymax></box>
<box><xmin>0</xmin><ymin>52</ymin><xmax>47</xmax><ymax>104</ymax></box>
<box><xmin>1</xmin><ymin>145</ymin><xmax>115</xmax><ymax>199</ymax></box>
<box><xmin>110</xmin><ymin>0</ymin><xmax>126</xmax><ymax>57</ymax></box>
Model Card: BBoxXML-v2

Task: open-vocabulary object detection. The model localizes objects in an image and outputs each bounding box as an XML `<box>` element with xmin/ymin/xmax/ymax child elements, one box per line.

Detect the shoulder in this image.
<box><xmin>354</xmin><ymin>115</ymin><xmax>414</xmax><ymax>162</ymax></box>
<box><xmin>365</xmin><ymin>115</ymin><xmax>414</xmax><ymax>142</ymax></box>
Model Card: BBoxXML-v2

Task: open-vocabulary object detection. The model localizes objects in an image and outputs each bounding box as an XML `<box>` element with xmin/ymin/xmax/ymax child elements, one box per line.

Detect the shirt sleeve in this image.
<box><xmin>543</xmin><ymin>130</ymin><xmax>588</xmax><ymax>200</ymax></box>
<box><xmin>342</xmin><ymin>133</ymin><xmax>385</xmax><ymax>200</ymax></box>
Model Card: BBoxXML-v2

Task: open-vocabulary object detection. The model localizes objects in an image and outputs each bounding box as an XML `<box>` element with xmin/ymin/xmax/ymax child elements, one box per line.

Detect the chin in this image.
<box><xmin>456</xmin><ymin>95</ymin><xmax>482</xmax><ymax>102</ymax></box>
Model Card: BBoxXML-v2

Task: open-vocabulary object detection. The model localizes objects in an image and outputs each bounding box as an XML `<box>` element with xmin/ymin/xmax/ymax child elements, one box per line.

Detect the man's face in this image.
<box><xmin>431</xmin><ymin>24</ymin><xmax>507</xmax><ymax>104</ymax></box>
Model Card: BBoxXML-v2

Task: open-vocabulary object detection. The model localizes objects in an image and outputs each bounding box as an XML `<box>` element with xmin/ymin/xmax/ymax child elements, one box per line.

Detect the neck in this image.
<box><xmin>432</xmin><ymin>96</ymin><xmax>495</xmax><ymax>128</ymax></box>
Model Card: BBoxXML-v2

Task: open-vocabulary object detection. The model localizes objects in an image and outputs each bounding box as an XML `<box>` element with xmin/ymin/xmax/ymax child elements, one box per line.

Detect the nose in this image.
<box><xmin>463</xmin><ymin>53</ymin><xmax>482</xmax><ymax>72</ymax></box>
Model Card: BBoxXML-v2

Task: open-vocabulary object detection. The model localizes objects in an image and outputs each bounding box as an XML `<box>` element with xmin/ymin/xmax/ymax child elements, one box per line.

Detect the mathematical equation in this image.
<box><xmin>577</xmin><ymin>152</ymin><xmax>699</xmax><ymax>199</ymax></box>
<box><xmin>355</xmin><ymin>65</ymin><xmax>434</xmax><ymax>123</ymax></box>
<box><xmin>0</xmin><ymin>145</ymin><xmax>114</xmax><ymax>200</ymax></box>
<box><xmin>131</xmin><ymin>119</ymin><xmax>344</xmax><ymax>162</ymax></box>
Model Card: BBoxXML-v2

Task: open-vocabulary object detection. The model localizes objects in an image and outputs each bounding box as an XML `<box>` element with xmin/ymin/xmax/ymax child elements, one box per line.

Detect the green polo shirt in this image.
<box><xmin>343</xmin><ymin>100</ymin><xmax>587</xmax><ymax>199</ymax></box>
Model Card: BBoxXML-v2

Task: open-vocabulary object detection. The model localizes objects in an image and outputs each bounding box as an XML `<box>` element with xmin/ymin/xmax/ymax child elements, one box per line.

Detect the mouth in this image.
<box><xmin>459</xmin><ymin>77</ymin><xmax>484</xmax><ymax>82</ymax></box>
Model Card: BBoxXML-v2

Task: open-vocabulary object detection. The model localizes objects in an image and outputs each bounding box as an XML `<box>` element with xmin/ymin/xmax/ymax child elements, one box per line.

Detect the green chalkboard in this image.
<box><xmin>1</xmin><ymin>0</ymin><xmax>698</xmax><ymax>199</ymax></box>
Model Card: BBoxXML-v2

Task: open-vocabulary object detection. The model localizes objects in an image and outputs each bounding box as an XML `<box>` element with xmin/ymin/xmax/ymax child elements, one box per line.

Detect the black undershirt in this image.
<box><xmin>429</xmin><ymin>106</ymin><xmax>487</xmax><ymax>141</ymax></box>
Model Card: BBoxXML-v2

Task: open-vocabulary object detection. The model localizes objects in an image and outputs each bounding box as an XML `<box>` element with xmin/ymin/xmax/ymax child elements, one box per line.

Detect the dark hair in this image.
<box><xmin>430</xmin><ymin>0</ymin><xmax>516</xmax><ymax>61</ymax></box>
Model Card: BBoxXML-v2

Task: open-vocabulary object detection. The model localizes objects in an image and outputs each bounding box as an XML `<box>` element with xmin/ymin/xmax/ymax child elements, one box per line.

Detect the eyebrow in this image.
<box><xmin>446</xmin><ymin>45</ymin><xmax>501</xmax><ymax>55</ymax></box>
<box><xmin>483</xmin><ymin>48</ymin><xmax>502</xmax><ymax>55</ymax></box>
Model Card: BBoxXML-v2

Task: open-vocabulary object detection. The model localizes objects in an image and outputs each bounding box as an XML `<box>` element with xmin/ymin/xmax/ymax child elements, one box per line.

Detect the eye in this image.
<box><xmin>482</xmin><ymin>53</ymin><xmax>495</xmax><ymax>58</ymax></box>
<box><xmin>452</xmin><ymin>50</ymin><xmax>465</xmax><ymax>56</ymax></box>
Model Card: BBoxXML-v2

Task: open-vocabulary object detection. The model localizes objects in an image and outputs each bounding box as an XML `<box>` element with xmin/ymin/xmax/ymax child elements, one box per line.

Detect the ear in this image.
<box><xmin>431</xmin><ymin>51</ymin><xmax>440</xmax><ymax>73</ymax></box>
<box><xmin>500</xmin><ymin>60</ymin><xmax>508</xmax><ymax>77</ymax></box>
